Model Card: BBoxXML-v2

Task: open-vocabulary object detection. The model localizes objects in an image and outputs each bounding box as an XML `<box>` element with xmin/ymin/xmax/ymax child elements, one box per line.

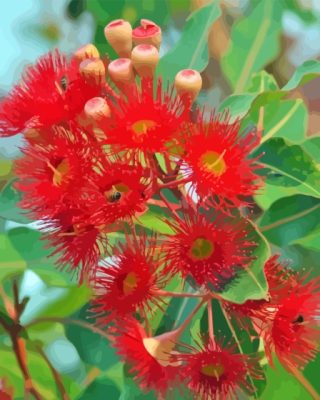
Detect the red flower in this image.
<box><xmin>161</xmin><ymin>208</ymin><xmax>255</xmax><ymax>290</ymax></box>
<box><xmin>0</xmin><ymin>50</ymin><xmax>101</xmax><ymax>136</ymax></box>
<box><xmin>177</xmin><ymin>114</ymin><xmax>262</xmax><ymax>208</ymax></box>
<box><xmin>110</xmin><ymin>318</ymin><xmax>180</xmax><ymax>395</ymax></box>
<box><xmin>91</xmin><ymin>234</ymin><xmax>164</xmax><ymax>323</ymax></box>
<box><xmin>177</xmin><ymin>339</ymin><xmax>260</xmax><ymax>400</ymax></box>
<box><xmin>263</xmin><ymin>276</ymin><xmax>320</xmax><ymax>370</ymax></box>
<box><xmin>43</xmin><ymin>207</ymin><xmax>105</xmax><ymax>281</ymax></box>
<box><xmin>86</xmin><ymin>160</ymin><xmax>153</xmax><ymax>225</ymax></box>
<box><xmin>227</xmin><ymin>256</ymin><xmax>320</xmax><ymax>370</ymax></box>
<box><xmin>15</xmin><ymin>128</ymin><xmax>96</xmax><ymax>219</ymax></box>
<box><xmin>102</xmin><ymin>78</ymin><xmax>186</xmax><ymax>157</ymax></box>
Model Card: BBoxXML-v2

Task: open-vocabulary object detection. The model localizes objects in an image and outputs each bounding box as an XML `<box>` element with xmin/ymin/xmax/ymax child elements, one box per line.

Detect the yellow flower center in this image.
<box><xmin>188</xmin><ymin>237</ymin><xmax>214</xmax><ymax>261</ymax></box>
<box><xmin>48</xmin><ymin>159</ymin><xmax>70</xmax><ymax>186</ymax></box>
<box><xmin>131</xmin><ymin>119</ymin><xmax>157</xmax><ymax>142</ymax></box>
<box><xmin>201</xmin><ymin>363</ymin><xmax>225</xmax><ymax>379</ymax></box>
<box><xmin>122</xmin><ymin>271</ymin><xmax>138</xmax><ymax>295</ymax></box>
<box><xmin>199</xmin><ymin>150</ymin><xmax>226</xmax><ymax>177</ymax></box>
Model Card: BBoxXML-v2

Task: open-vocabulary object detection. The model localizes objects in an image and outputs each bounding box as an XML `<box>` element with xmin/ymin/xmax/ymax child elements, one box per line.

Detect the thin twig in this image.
<box><xmin>35</xmin><ymin>345</ymin><xmax>70</xmax><ymax>400</ymax></box>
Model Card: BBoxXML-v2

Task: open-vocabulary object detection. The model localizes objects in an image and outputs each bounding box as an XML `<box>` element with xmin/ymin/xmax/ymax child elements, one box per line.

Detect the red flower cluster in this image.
<box><xmin>1</xmin><ymin>16</ymin><xmax>319</xmax><ymax>400</ymax></box>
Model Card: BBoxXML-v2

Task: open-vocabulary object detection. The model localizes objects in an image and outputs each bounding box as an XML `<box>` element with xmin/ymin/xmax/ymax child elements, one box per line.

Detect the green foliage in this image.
<box><xmin>157</xmin><ymin>1</ymin><xmax>221</xmax><ymax>84</ymax></box>
<box><xmin>65</xmin><ymin>305</ymin><xmax>120</xmax><ymax>371</ymax></box>
<box><xmin>0</xmin><ymin>180</ymin><xmax>30</xmax><ymax>224</ymax></box>
<box><xmin>77</xmin><ymin>377</ymin><xmax>120</xmax><ymax>400</ymax></box>
<box><xmin>221</xmin><ymin>1</ymin><xmax>283</xmax><ymax>93</ymax></box>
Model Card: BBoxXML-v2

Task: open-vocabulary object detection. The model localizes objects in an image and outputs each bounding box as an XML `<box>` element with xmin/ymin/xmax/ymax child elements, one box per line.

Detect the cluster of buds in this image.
<box><xmin>0</xmin><ymin>16</ymin><xmax>319</xmax><ymax>400</ymax></box>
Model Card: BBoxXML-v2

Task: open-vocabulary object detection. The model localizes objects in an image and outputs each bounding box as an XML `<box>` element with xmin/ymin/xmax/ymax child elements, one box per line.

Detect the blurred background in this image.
<box><xmin>0</xmin><ymin>0</ymin><xmax>320</xmax><ymax>399</ymax></box>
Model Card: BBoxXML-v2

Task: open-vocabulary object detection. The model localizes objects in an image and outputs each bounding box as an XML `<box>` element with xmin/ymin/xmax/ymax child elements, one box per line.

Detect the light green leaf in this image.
<box><xmin>219</xmin><ymin>71</ymin><xmax>278</xmax><ymax>120</ymax></box>
<box><xmin>221</xmin><ymin>1</ymin><xmax>282</xmax><ymax>92</ymax></box>
<box><xmin>261</xmin><ymin>359</ymin><xmax>313</xmax><ymax>400</ymax></box>
<box><xmin>282</xmin><ymin>60</ymin><xmax>320</xmax><ymax>91</ymax></box>
<box><xmin>0</xmin><ymin>179</ymin><xmax>30</xmax><ymax>224</ymax></box>
<box><xmin>0</xmin><ymin>233</ymin><xmax>26</xmax><ymax>281</ymax></box>
<box><xmin>30</xmin><ymin>285</ymin><xmax>91</xmax><ymax>320</ymax></box>
<box><xmin>157</xmin><ymin>1</ymin><xmax>221</xmax><ymax>84</ymax></box>
<box><xmin>219</xmin><ymin>223</ymin><xmax>270</xmax><ymax>303</ymax></box>
<box><xmin>292</xmin><ymin>227</ymin><xmax>320</xmax><ymax>253</ymax></box>
<box><xmin>136</xmin><ymin>211</ymin><xmax>175</xmax><ymax>235</ymax></box>
<box><xmin>302</xmin><ymin>137</ymin><xmax>320</xmax><ymax>164</ymax></box>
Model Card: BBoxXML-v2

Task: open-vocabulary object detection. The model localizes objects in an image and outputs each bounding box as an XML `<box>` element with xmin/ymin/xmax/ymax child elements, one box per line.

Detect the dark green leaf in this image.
<box><xmin>257</xmin><ymin>138</ymin><xmax>320</xmax><ymax>199</ymax></box>
<box><xmin>0</xmin><ymin>179</ymin><xmax>30</xmax><ymax>224</ymax></box>
<box><xmin>259</xmin><ymin>195</ymin><xmax>320</xmax><ymax>247</ymax></box>
<box><xmin>65</xmin><ymin>305</ymin><xmax>119</xmax><ymax>371</ymax></box>
<box><xmin>77</xmin><ymin>377</ymin><xmax>120</xmax><ymax>400</ymax></box>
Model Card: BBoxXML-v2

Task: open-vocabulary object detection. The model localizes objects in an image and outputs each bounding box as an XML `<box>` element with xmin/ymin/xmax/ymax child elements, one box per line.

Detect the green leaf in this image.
<box><xmin>248</xmin><ymin>98</ymin><xmax>308</xmax><ymax>144</ymax></box>
<box><xmin>136</xmin><ymin>211</ymin><xmax>175</xmax><ymax>235</ymax></box>
<box><xmin>0</xmin><ymin>348</ymin><xmax>66</xmax><ymax>399</ymax></box>
<box><xmin>261</xmin><ymin>359</ymin><xmax>313</xmax><ymax>400</ymax></box>
<box><xmin>292</xmin><ymin>227</ymin><xmax>320</xmax><ymax>253</ymax></box>
<box><xmin>282</xmin><ymin>60</ymin><xmax>320</xmax><ymax>91</ymax></box>
<box><xmin>0</xmin><ymin>233</ymin><xmax>26</xmax><ymax>281</ymax></box>
<box><xmin>157</xmin><ymin>1</ymin><xmax>221</xmax><ymax>84</ymax></box>
<box><xmin>219</xmin><ymin>223</ymin><xmax>269</xmax><ymax>303</ymax></box>
<box><xmin>219</xmin><ymin>71</ymin><xmax>278</xmax><ymax>120</ymax></box>
<box><xmin>247</xmin><ymin>71</ymin><xmax>279</xmax><ymax>93</ymax></box>
<box><xmin>7</xmin><ymin>227</ymin><xmax>73</xmax><ymax>286</ymax></box>
<box><xmin>30</xmin><ymin>285</ymin><xmax>91</xmax><ymax>320</ymax></box>
<box><xmin>77</xmin><ymin>377</ymin><xmax>120</xmax><ymax>400</ymax></box>
<box><xmin>221</xmin><ymin>1</ymin><xmax>282</xmax><ymax>92</ymax></box>
<box><xmin>218</xmin><ymin>93</ymin><xmax>256</xmax><ymax>121</ymax></box>
<box><xmin>259</xmin><ymin>195</ymin><xmax>320</xmax><ymax>247</ymax></box>
<box><xmin>0</xmin><ymin>179</ymin><xmax>30</xmax><ymax>224</ymax></box>
<box><xmin>257</xmin><ymin>138</ymin><xmax>320</xmax><ymax>199</ymax></box>
<box><xmin>302</xmin><ymin>137</ymin><xmax>320</xmax><ymax>164</ymax></box>
<box><xmin>65</xmin><ymin>305</ymin><xmax>120</xmax><ymax>371</ymax></box>
<box><xmin>120</xmin><ymin>375</ymin><xmax>156</xmax><ymax>400</ymax></box>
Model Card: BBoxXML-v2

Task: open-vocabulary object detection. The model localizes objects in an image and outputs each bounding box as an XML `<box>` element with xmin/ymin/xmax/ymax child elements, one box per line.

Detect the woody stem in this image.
<box><xmin>175</xmin><ymin>299</ymin><xmax>206</xmax><ymax>335</ymax></box>
<box><xmin>207</xmin><ymin>299</ymin><xmax>214</xmax><ymax>341</ymax></box>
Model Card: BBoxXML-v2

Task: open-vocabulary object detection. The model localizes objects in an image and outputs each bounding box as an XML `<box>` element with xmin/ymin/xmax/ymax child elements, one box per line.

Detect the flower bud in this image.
<box><xmin>104</xmin><ymin>19</ymin><xmax>132</xmax><ymax>58</ymax></box>
<box><xmin>132</xmin><ymin>19</ymin><xmax>162</xmax><ymax>49</ymax></box>
<box><xmin>84</xmin><ymin>97</ymin><xmax>111</xmax><ymax>122</ymax></box>
<box><xmin>174</xmin><ymin>69</ymin><xmax>202</xmax><ymax>102</ymax></box>
<box><xmin>79</xmin><ymin>58</ymin><xmax>105</xmax><ymax>85</ymax></box>
<box><xmin>131</xmin><ymin>44</ymin><xmax>159</xmax><ymax>77</ymax></box>
<box><xmin>73</xmin><ymin>43</ymin><xmax>100</xmax><ymax>62</ymax></box>
<box><xmin>108</xmin><ymin>58</ymin><xmax>135</xmax><ymax>91</ymax></box>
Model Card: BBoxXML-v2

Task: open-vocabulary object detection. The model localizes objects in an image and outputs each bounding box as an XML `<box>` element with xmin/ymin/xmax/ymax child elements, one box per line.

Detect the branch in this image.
<box><xmin>35</xmin><ymin>344</ymin><xmax>70</xmax><ymax>400</ymax></box>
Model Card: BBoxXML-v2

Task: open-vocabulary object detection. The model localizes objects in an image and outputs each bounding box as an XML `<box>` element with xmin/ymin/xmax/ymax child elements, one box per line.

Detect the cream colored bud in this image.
<box><xmin>132</xmin><ymin>19</ymin><xmax>162</xmax><ymax>49</ymax></box>
<box><xmin>108</xmin><ymin>58</ymin><xmax>135</xmax><ymax>90</ymax></box>
<box><xmin>84</xmin><ymin>97</ymin><xmax>111</xmax><ymax>122</ymax></box>
<box><xmin>104</xmin><ymin>19</ymin><xmax>132</xmax><ymax>58</ymax></box>
<box><xmin>74</xmin><ymin>44</ymin><xmax>100</xmax><ymax>62</ymax></box>
<box><xmin>131</xmin><ymin>44</ymin><xmax>159</xmax><ymax>77</ymax></box>
<box><xmin>174</xmin><ymin>69</ymin><xmax>202</xmax><ymax>102</ymax></box>
<box><xmin>79</xmin><ymin>58</ymin><xmax>105</xmax><ymax>84</ymax></box>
